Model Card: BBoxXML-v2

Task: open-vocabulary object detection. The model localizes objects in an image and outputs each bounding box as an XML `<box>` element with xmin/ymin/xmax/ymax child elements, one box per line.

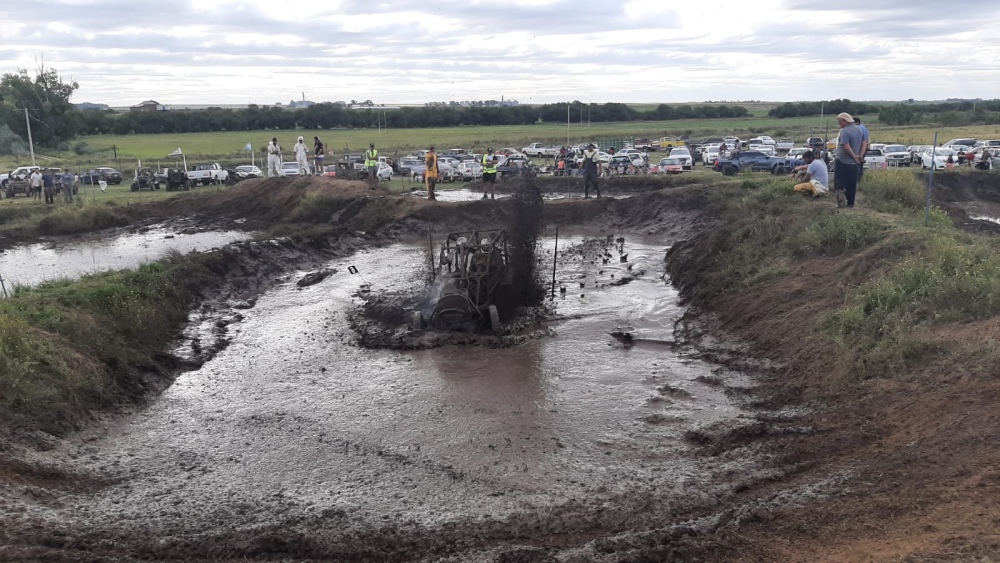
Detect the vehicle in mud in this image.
<box><xmin>89</xmin><ymin>167</ymin><xmax>124</xmax><ymax>185</ymax></box>
<box><xmin>162</xmin><ymin>168</ymin><xmax>193</xmax><ymax>191</ymax></box>
<box><xmin>2</xmin><ymin>167</ymin><xmax>34</xmax><ymax>198</ymax></box>
<box><xmin>130</xmin><ymin>167</ymin><xmax>161</xmax><ymax>192</ymax></box>
<box><xmin>414</xmin><ymin>229</ymin><xmax>512</xmax><ymax>333</ymax></box>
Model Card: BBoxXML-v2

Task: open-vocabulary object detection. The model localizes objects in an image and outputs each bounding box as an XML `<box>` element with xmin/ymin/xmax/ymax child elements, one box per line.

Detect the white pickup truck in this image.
<box><xmin>521</xmin><ymin>143</ymin><xmax>559</xmax><ymax>157</ymax></box>
<box><xmin>187</xmin><ymin>163</ymin><xmax>229</xmax><ymax>185</ymax></box>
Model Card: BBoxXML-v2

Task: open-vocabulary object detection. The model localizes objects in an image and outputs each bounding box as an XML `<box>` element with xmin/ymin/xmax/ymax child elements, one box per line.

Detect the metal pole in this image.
<box><xmin>550</xmin><ymin>227</ymin><xmax>559</xmax><ymax>299</ymax></box>
<box><xmin>0</xmin><ymin>272</ymin><xmax>8</xmax><ymax>298</ymax></box>
<box><xmin>566</xmin><ymin>104</ymin><xmax>570</xmax><ymax>147</ymax></box>
<box><xmin>924</xmin><ymin>132</ymin><xmax>939</xmax><ymax>226</ymax></box>
<box><xmin>25</xmin><ymin>108</ymin><xmax>35</xmax><ymax>166</ymax></box>
<box><xmin>427</xmin><ymin>220</ymin><xmax>435</xmax><ymax>281</ymax></box>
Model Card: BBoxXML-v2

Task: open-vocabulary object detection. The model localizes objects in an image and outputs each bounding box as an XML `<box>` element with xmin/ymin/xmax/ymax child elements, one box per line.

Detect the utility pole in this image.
<box><xmin>25</xmin><ymin>108</ymin><xmax>36</xmax><ymax>166</ymax></box>
<box><xmin>566</xmin><ymin>103</ymin><xmax>570</xmax><ymax>147</ymax></box>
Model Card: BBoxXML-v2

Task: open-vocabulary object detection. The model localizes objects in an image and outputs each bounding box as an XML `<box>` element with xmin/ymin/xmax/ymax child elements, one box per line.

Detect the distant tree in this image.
<box><xmin>0</xmin><ymin>65</ymin><xmax>81</xmax><ymax>147</ymax></box>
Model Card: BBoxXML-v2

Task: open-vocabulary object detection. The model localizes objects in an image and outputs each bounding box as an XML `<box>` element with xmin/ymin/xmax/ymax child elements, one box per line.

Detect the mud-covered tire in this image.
<box><xmin>184</xmin><ymin>180</ymin><xmax>193</xmax><ymax>191</ymax></box>
<box><xmin>411</xmin><ymin>311</ymin><xmax>423</xmax><ymax>330</ymax></box>
<box><xmin>488</xmin><ymin>305</ymin><xmax>501</xmax><ymax>334</ymax></box>
<box><xmin>130</xmin><ymin>182</ymin><xmax>139</xmax><ymax>192</ymax></box>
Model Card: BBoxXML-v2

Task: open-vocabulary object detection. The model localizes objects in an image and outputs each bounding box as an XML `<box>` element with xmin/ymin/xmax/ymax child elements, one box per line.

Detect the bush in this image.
<box><xmin>36</xmin><ymin>203</ymin><xmax>130</xmax><ymax>236</ymax></box>
<box><xmin>862</xmin><ymin>170</ymin><xmax>926</xmax><ymax>213</ymax></box>
<box><xmin>291</xmin><ymin>191</ymin><xmax>346</xmax><ymax>223</ymax></box>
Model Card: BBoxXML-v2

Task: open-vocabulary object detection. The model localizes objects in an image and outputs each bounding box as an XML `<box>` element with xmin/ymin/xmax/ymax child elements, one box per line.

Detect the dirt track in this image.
<box><xmin>4</xmin><ymin>174</ymin><xmax>1000</xmax><ymax>561</ymax></box>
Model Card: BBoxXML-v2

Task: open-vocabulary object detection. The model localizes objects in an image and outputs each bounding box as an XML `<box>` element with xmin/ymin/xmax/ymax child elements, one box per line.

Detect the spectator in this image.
<box><xmin>834</xmin><ymin>112</ymin><xmax>864</xmax><ymax>208</ymax></box>
<box><xmin>42</xmin><ymin>169</ymin><xmax>56</xmax><ymax>204</ymax></box>
<box><xmin>791</xmin><ymin>152</ymin><xmax>829</xmax><ymax>197</ymax></box>
<box><xmin>294</xmin><ymin>136</ymin><xmax>309</xmax><ymax>176</ymax></box>
<box><xmin>581</xmin><ymin>143</ymin><xmax>602</xmax><ymax>198</ymax></box>
<box><xmin>946</xmin><ymin>155</ymin><xmax>955</xmax><ymax>171</ymax></box>
<box><xmin>481</xmin><ymin>148</ymin><xmax>497</xmax><ymax>199</ymax></box>
<box><xmin>424</xmin><ymin>146</ymin><xmax>438</xmax><ymax>200</ymax></box>
<box><xmin>266</xmin><ymin>138</ymin><xmax>282</xmax><ymax>177</ymax></box>
<box><xmin>29</xmin><ymin>168</ymin><xmax>42</xmax><ymax>201</ymax></box>
<box><xmin>854</xmin><ymin>117</ymin><xmax>870</xmax><ymax>180</ymax></box>
<box><xmin>313</xmin><ymin>137</ymin><xmax>325</xmax><ymax>175</ymax></box>
<box><xmin>365</xmin><ymin>143</ymin><xmax>378</xmax><ymax>189</ymax></box>
<box><xmin>977</xmin><ymin>151</ymin><xmax>993</xmax><ymax>171</ymax></box>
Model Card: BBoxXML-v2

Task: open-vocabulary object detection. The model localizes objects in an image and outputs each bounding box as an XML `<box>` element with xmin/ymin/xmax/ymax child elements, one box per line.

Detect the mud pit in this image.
<box><xmin>0</xmin><ymin>230</ymin><xmax>774</xmax><ymax>560</ymax></box>
<box><xmin>0</xmin><ymin>222</ymin><xmax>250</xmax><ymax>287</ymax></box>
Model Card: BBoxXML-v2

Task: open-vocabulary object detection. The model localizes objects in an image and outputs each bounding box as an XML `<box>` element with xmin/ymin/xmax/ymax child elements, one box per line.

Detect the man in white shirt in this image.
<box><xmin>791</xmin><ymin>152</ymin><xmax>829</xmax><ymax>197</ymax></box>
<box><xmin>29</xmin><ymin>168</ymin><xmax>42</xmax><ymax>201</ymax></box>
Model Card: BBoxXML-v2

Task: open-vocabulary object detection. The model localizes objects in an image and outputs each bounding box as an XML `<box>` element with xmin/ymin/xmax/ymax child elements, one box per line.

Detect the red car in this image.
<box><xmin>652</xmin><ymin>157</ymin><xmax>683</xmax><ymax>175</ymax></box>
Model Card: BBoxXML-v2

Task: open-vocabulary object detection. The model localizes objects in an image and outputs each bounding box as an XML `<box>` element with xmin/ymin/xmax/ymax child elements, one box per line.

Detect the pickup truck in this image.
<box><xmin>633</xmin><ymin>139</ymin><xmax>657</xmax><ymax>151</ymax></box>
<box><xmin>187</xmin><ymin>163</ymin><xmax>229</xmax><ymax>185</ymax></box>
<box><xmin>659</xmin><ymin>137</ymin><xmax>685</xmax><ymax>149</ymax></box>
<box><xmin>776</xmin><ymin>138</ymin><xmax>795</xmax><ymax>151</ymax></box>
<box><xmin>521</xmin><ymin>143</ymin><xmax>559</xmax><ymax>157</ymax></box>
<box><xmin>713</xmin><ymin>151</ymin><xmax>804</xmax><ymax>176</ymax></box>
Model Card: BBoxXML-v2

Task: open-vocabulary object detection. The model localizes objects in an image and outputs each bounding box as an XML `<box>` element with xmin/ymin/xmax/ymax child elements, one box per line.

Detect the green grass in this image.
<box><xmin>0</xmin><ymin>251</ymin><xmax>215</xmax><ymax>430</ymax></box>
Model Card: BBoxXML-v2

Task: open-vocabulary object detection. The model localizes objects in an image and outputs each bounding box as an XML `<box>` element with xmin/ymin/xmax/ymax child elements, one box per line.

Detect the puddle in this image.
<box><xmin>0</xmin><ymin>225</ymin><xmax>251</xmax><ymax>287</ymax></box>
<box><xmin>27</xmin><ymin>231</ymin><xmax>757</xmax><ymax>550</ymax></box>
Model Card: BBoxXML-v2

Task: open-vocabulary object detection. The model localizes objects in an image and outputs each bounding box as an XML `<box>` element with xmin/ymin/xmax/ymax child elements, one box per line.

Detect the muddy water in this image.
<box><xmin>0</xmin><ymin>225</ymin><xmax>250</xmax><ymax>287</ymax></box>
<box><xmin>406</xmin><ymin>187</ymin><xmax>634</xmax><ymax>202</ymax></box>
<box><xmin>4</xmin><ymin>233</ymin><xmax>757</xmax><ymax>556</ymax></box>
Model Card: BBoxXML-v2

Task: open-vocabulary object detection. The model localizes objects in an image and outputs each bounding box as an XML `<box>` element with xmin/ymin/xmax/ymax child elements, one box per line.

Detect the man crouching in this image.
<box><xmin>791</xmin><ymin>151</ymin><xmax>829</xmax><ymax>197</ymax></box>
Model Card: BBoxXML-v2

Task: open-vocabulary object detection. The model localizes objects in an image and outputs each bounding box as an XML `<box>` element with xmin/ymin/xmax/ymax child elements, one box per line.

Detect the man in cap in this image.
<box><xmin>266</xmin><ymin>137</ymin><xmax>283</xmax><ymax>178</ymax></box>
<box><xmin>424</xmin><ymin>146</ymin><xmax>439</xmax><ymax>200</ymax></box>
<box><xmin>365</xmin><ymin>143</ymin><xmax>379</xmax><ymax>189</ymax></box>
<box><xmin>481</xmin><ymin>148</ymin><xmax>497</xmax><ymax>199</ymax></box>
<box><xmin>581</xmin><ymin>143</ymin><xmax>602</xmax><ymax>198</ymax></box>
<box><xmin>834</xmin><ymin>112</ymin><xmax>864</xmax><ymax>208</ymax></box>
<box><xmin>294</xmin><ymin>136</ymin><xmax>310</xmax><ymax>176</ymax></box>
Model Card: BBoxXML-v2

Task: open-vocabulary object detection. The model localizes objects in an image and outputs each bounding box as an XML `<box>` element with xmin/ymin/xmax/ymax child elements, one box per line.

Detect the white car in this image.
<box><xmin>786</xmin><ymin>147</ymin><xmax>811</xmax><ymax>160</ymax></box>
<box><xmin>748</xmin><ymin>144</ymin><xmax>776</xmax><ymax>156</ymax></box>
<box><xmin>234</xmin><ymin>165</ymin><xmax>263</xmax><ymax>179</ymax></box>
<box><xmin>522</xmin><ymin>143</ymin><xmax>558</xmax><ymax>157</ymax></box>
<box><xmin>921</xmin><ymin>147</ymin><xmax>959</xmax><ymax>170</ymax></box>
<box><xmin>748</xmin><ymin>136</ymin><xmax>776</xmax><ymax>147</ymax></box>
<box><xmin>667</xmin><ymin>147</ymin><xmax>693</xmax><ymax>169</ymax></box>
<box><xmin>862</xmin><ymin>148</ymin><xmax>887</xmax><ymax>170</ymax></box>
<box><xmin>882</xmin><ymin>145</ymin><xmax>910</xmax><ymax>167</ymax></box>
<box><xmin>456</xmin><ymin>161</ymin><xmax>483</xmax><ymax>181</ymax></box>
<box><xmin>776</xmin><ymin>138</ymin><xmax>795</xmax><ymax>151</ymax></box>
<box><xmin>723</xmin><ymin>136</ymin><xmax>741</xmax><ymax>150</ymax></box>
<box><xmin>618</xmin><ymin>148</ymin><xmax>648</xmax><ymax>163</ymax></box>
<box><xmin>701</xmin><ymin>145</ymin><xmax>721</xmax><ymax>166</ymax></box>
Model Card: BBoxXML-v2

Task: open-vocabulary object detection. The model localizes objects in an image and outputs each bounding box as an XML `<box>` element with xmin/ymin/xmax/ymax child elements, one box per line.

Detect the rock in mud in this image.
<box><xmin>297</xmin><ymin>268</ymin><xmax>337</xmax><ymax>288</ymax></box>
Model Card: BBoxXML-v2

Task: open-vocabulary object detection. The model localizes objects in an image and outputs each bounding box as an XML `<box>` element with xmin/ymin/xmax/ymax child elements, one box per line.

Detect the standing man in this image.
<box><xmin>834</xmin><ymin>112</ymin><xmax>864</xmax><ymax>209</ymax></box>
<box><xmin>266</xmin><ymin>137</ymin><xmax>283</xmax><ymax>178</ymax></box>
<box><xmin>854</xmin><ymin>116</ymin><xmax>870</xmax><ymax>180</ymax></box>
<box><xmin>424</xmin><ymin>146</ymin><xmax>439</xmax><ymax>201</ymax></box>
<box><xmin>481</xmin><ymin>147</ymin><xmax>497</xmax><ymax>199</ymax></box>
<box><xmin>42</xmin><ymin>168</ymin><xmax>56</xmax><ymax>205</ymax></box>
<box><xmin>29</xmin><ymin>168</ymin><xmax>42</xmax><ymax>201</ymax></box>
<box><xmin>581</xmin><ymin>143</ymin><xmax>602</xmax><ymax>198</ymax></box>
<box><xmin>313</xmin><ymin>136</ymin><xmax>325</xmax><ymax>175</ymax></box>
<box><xmin>294</xmin><ymin>136</ymin><xmax>309</xmax><ymax>176</ymax></box>
<box><xmin>365</xmin><ymin>143</ymin><xmax>378</xmax><ymax>189</ymax></box>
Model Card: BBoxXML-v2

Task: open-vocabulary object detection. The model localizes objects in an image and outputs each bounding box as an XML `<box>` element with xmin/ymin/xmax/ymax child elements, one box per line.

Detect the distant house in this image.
<box><xmin>131</xmin><ymin>100</ymin><xmax>167</xmax><ymax>112</ymax></box>
<box><xmin>288</xmin><ymin>99</ymin><xmax>316</xmax><ymax>109</ymax></box>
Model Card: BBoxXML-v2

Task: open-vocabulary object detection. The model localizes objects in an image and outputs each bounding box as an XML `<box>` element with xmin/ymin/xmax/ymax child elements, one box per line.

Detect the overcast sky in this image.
<box><xmin>2</xmin><ymin>0</ymin><xmax>998</xmax><ymax>106</ymax></box>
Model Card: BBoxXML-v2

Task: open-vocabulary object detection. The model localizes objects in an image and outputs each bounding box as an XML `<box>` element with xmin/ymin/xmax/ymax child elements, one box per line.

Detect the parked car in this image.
<box><xmin>618</xmin><ymin>148</ymin><xmax>648</xmax><ymax>163</ymax></box>
<box><xmin>0</xmin><ymin>166</ymin><xmax>39</xmax><ymax>190</ymax></box>
<box><xmin>920</xmin><ymin>147</ymin><xmax>959</xmax><ymax>170</ymax></box>
<box><xmin>713</xmin><ymin>151</ymin><xmax>804</xmax><ymax>176</ymax></box>
<box><xmin>786</xmin><ymin>147</ymin><xmax>812</xmax><ymax>160</ymax></box>
<box><xmin>882</xmin><ymin>145</ymin><xmax>910</xmax><ymax>167</ymax></box>
<box><xmin>776</xmin><ymin>138</ymin><xmax>795</xmax><ymax>151</ymax></box>
<box><xmin>522</xmin><ymin>143</ymin><xmax>559</xmax><ymax>157</ymax></box>
<box><xmin>633</xmin><ymin>139</ymin><xmax>657</xmax><ymax>151</ymax></box>
<box><xmin>234</xmin><ymin>165</ymin><xmax>263</xmax><ymax>179</ymax></box>
<box><xmin>698</xmin><ymin>145</ymin><xmax>720</xmax><ymax>166</ymax></box>
<box><xmin>456</xmin><ymin>161</ymin><xmax>483</xmax><ymax>181</ymax></box>
<box><xmin>89</xmin><ymin>167</ymin><xmax>123</xmax><ymax>185</ymax></box>
<box><xmin>281</xmin><ymin>161</ymin><xmax>317</xmax><ymax>176</ymax></box>
<box><xmin>806</xmin><ymin>137</ymin><xmax>825</xmax><ymax>150</ymax></box>
<box><xmin>187</xmin><ymin>163</ymin><xmax>229</xmax><ymax>185</ymax></box>
<box><xmin>943</xmin><ymin>138</ymin><xmax>977</xmax><ymax>148</ymax></box>
<box><xmin>667</xmin><ymin>147</ymin><xmax>693</xmax><ymax>169</ymax></box>
<box><xmin>748</xmin><ymin>136</ymin><xmax>776</xmax><ymax>147</ymax></box>
<box><xmin>652</xmin><ymin>157</ymin><xmax>683</xmax><ymax>175</ymax></box>
<box><xmin>862</xmin><ymin>148</ymin><xmax>888</xmax><ymax>170</ymax></box>
<box><xmin>659</xmin><ymin>137</ymin><xmax>686</xmax><ymax>150</ymax></box>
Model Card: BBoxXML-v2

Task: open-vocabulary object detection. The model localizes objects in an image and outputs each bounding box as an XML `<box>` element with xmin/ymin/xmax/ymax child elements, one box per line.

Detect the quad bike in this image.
<box><xmin>412</xmin><ymin>229</ymin><xmax>512</xmax><ymax>334</ymax></box>
<box><xmin>130</xmin><ymin>167</ymin><xmax>161</xmax><ymax>192</ymax></box>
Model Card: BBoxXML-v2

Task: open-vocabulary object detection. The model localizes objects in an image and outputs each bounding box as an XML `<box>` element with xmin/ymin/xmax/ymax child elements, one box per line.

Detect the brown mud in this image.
<box><xmin>7</xmin><ymin>172</ymin><xmax>996</xmax><ymax>560</ymax></box>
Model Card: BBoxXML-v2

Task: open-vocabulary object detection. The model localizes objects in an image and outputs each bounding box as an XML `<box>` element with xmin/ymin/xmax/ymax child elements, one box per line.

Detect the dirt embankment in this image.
<box><xmin>665</xmin><ymin>178</ymin><xmax>1000</xmax><ymax>560</ymax></box>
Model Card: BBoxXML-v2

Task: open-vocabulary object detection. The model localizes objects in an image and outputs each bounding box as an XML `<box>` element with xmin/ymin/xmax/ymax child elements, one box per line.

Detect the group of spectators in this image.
<box><xmin>789</xmin><ymin>114</ymin><xmax>869</xmax><ymax>207</ymax></box>
<box><xmin>27</xmin><ymin>168</ymin><xmax>74</xmax><ymax>204</ymax></box>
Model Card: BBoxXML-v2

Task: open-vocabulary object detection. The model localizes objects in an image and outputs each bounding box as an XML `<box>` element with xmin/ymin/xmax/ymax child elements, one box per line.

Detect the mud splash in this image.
<box><xmin>0</xmin><ymin>223</ymin><xmax>250</xmax><ymax>287</ymax></box>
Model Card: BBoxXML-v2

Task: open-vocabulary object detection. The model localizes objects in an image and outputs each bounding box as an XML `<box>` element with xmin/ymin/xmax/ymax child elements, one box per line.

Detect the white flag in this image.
<box><xmin>244</xmin><ymin>142</ymin><xmax>252</xmax><ymax>151</ymax></box>
<box><xmin>167</xmin><ymin>147</ymin><xmax>183</xmax><ymax>157</ymax></box>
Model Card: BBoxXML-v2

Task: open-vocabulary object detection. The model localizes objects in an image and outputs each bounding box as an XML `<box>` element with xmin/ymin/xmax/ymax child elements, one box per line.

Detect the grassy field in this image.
<box><xmin>3</xmin><ymin>116</ymin><xmax>999</xmax><ymax>173</ymax></box>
